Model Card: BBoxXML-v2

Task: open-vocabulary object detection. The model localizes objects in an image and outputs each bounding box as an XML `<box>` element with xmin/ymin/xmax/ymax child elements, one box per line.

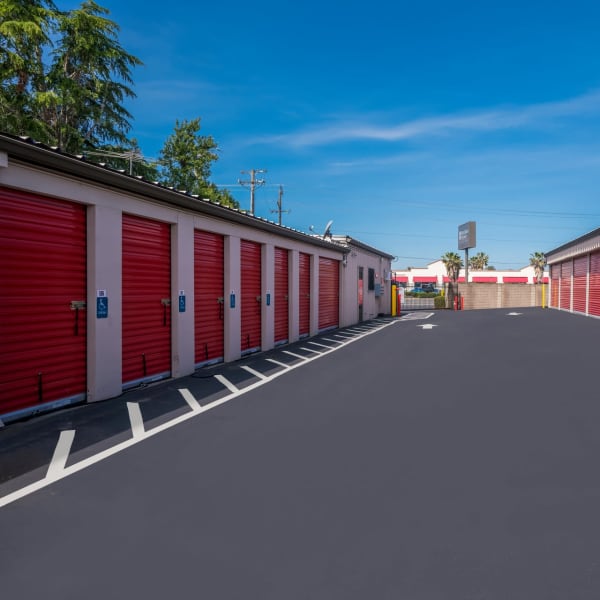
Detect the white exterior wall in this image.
<box><xmin>394</xmin><ymin>259</ymin><xmax>549</xmax><ymax>285</ymax></box>
<box><xmin>340</xmin><ymin>247</ymin><xmax>392</xmax><ymax>324</ymax></box>
<box><xmin>0</xmin><ymin>162</ymin><xmax>348</xmax><ymax>403</ymax></box>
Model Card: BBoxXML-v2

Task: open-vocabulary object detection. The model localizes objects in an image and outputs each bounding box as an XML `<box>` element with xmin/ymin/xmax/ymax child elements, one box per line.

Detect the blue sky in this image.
<box><xmin>73</xmin><ymin>0</ymin><xmax>600</xmax><ymax>268</ymax></box>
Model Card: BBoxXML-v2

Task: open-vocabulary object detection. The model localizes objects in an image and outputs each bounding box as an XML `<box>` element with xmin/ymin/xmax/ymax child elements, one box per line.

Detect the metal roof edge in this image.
<box><xmin>544</xmin><ymin>226</ymin><xmax>600</xmax><ymax>263</ymax></box>
<box><xmin>331</xmin><ymin>235</ymin><xmax>395</xmax><ymax>260</ymax></box>
<box><xmin>0</xmin><ymin>133</ymin><xmax>345</xmax><ymax>254</ymax></box>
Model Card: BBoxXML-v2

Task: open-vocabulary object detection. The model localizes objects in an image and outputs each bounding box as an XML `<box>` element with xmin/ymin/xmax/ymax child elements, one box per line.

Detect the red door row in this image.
<box><xmin>0</xmin><ymin>189</ymin><xmax>87</xmax><ymax>416</ymax></box>
<box><xmin>550</xmin><ymin>252</ymin><xmax>600</xmax><ymax>316</ymax></box>
<box><xmin>274</xmin><ymin>247</ymin><xmax>289</xmax><ymax>344</ymax></box>
<box><xmin>195</xmin><ymin>230</ymin><xmax>224</xmax><ymax>365</ymax></box>
<box><xmin>318</xmin><ymin>257</ymin><xmax>339</xmax><ymax>331</ymax></box>
<box><xmin>241</xmin><ymin>239</ymin><xmax>262</xmax><ymax>353</ymax></box>
<box><xmin>299</xmin><ymin>252</ymin><xmax>311</xmax><ymax>336</ymax></box>
<box><xmin>0</xmin><ymin>190</ymin><xmax>339</xmax><ymax>417</ymax></box>
<box><xmin>122</xmin><ymin>214</ymin><xmax>172</xmax><ymax>387</ymax></box>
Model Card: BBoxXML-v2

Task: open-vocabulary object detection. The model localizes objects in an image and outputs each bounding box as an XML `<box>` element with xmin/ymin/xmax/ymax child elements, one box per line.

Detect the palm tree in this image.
<box><xmin>469</xmin><ymin>251</ymin><xmax>489</xmax><ymax>271</ymax></box>
<box><xmin>442</xmin><ymin>251</ymin><xmax>463</xmax><ymax>308</ymax></box>
<box><xmin>442</xmin><ymin>251</ymin><xmax>463</xmax><ymax>282</ymax></box>
<box><xmin>529</xmin><ymin>251</ymin><xmax>546</xmax><ymax>283</ymax></box>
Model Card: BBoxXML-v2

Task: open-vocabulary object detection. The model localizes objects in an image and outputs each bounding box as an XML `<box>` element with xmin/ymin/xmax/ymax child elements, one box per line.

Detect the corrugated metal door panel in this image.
<box><xmin>194</xmin><ymin>230</ymin><xmax>224</xmax><ymax>365</ymax></box>
<box><xmin>550</xmin><ymin>264</ymin><xmax>559</xmax><ymax>308</ymax></box>
<box><xmin>241</xmin><ymin>240</ymin><xmax>262</xmax><ymax>353</ymax></box>
<box><xmin>274</xmin><ymin>247</ymin><xmax>289</xmax><ymax>343</ymax></box>
<box><xmin>0</xmin><ymin>189</ymin><xmax>87</xmax><ymax>416</ymax></box>
<box><xmin>299</xmin><ymin>252</ymin><xmax>310</xmax><ymax>336</ymax></box>
<box><xmin>318</xmin><ymin>257</ymin><xmax>339</xmax><ymax>331</ymax></box>
<box><xmin>122</xmin><ymin>214</ymin><xmax>171</xmax><ymax>386</ymax></box>
<box><xmin>590</xmin><ymin>252</ymin><xmax>600</xmax><ymax>317</ymax></box>
<box><xmin>572</xmin><ymin>255</ymin><xmax>587</xmax><ymax>314</ymax></box>
<box><xmin>559</xmin><ymin>260</ymin><xmax>572</xmax><ymax>310</ymax></box>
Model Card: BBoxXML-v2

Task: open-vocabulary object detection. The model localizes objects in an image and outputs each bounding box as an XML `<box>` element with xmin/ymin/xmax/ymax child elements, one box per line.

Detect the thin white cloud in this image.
<box><xmin>253</xmin><ymin>90</ymin><xmax>600</xmax><ymax>149</ymax></box>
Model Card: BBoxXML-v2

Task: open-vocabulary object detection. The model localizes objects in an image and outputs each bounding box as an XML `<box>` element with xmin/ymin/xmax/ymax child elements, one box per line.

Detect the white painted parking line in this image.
<box><xmin>127</xmin><ymin>402</ymin><xmax>145</xmax><ymax>439</ymax></box>
<box><xmin>0</xmin><ymin>319</ymin><xmax>398</xmax><ymax>508</ymax></box>
<box><xmin>214</xmin><ymin>374</ymin><xmax>239</xmax><ymax>393</ymax></box>
<box><xmin>333</xmin><ymin>333</ymin><xmax>354</xmax><ymax>339</ymax></box>
<box><xmin>282</xmin><ymin>350</ymin><xmax>309</xmax><ymax>360</ymax></box>
<box><xmin>300</xmin><ymin>347</ymin><xmax>322</xmax><ymax>354</ymax></box>
<box><xmin>46</xmin><ymin>430</ymin><xmax>75</xmax><ymax>480</ymax></box>
<box><xmin>266</xmin><ymin>358</ymin><xmax>291</xmax><ymax>368</ymax></box>
<box><xmin>307</xmin><ymin>341</ymin><xmax>332</xmax><ymax>349</ymax></box>
<box><xmin>178</xmin><ymin>388</ymin><xmax>201</xmax><ymax>411</ymax></box>
<box><xmin>240</xmin><ymin>365</ymin><xmax>268</xmax><ymax>380</ymax></box>
<box><xmin>322</xmin><ymin>337</ymin><xmax>343</xmax><ymax>344</ymax></box>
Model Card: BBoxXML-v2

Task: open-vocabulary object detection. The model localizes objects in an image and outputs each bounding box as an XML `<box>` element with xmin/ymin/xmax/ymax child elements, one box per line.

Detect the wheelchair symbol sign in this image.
<box><xmin>96</xmin><ymin>296</ymin><xmax>108</xmax><ymax>318</ymax></box>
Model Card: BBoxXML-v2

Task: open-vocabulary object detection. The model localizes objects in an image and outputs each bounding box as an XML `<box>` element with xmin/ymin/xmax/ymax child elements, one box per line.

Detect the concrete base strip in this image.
<box><xmin>214</xmin><ymin>374</ymin><xmax>239</xmax><ymax>393</ymax></box>
<box><xmin>127</xmin><ymin>402</ymin><xmax>145</xmax><ymax>439</ymax></box>
<box><xmin>46</xmin><ymin>430</ymin><xmax>75</xmax><ymax>480</ymax></box>
<box><xmin>240</xmin><ymin>366</ymin><xmax>268</xmax><ymax>380</ymax></box>
<box><xmin>178</xmin><ymin>388</ymin><xmax>201</xmax><ymax>411</ymax></box>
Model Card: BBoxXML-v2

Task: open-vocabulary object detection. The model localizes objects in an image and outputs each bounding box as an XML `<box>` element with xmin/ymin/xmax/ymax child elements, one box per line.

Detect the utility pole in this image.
<box><xmin>238</xmin><ymin>168</ymin><xmax>266</xmax><ymax>215</ymax></box>
<box><xmin>270</xmin><ymin>185</ymin><xmax>290</xmax><ymax>225</ymax></box>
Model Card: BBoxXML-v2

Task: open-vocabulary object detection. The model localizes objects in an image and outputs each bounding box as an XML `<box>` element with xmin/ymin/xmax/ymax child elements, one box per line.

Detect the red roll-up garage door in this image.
<box><xmin>318</xmin><ymin>257</ymin><xmax>339</xmax><ymax>331</ymax></box>
<box><xmin>194</xmin><ymin>230</ymin><xmax>224</xmax><ymax>365</ymax></box>
<box><xmin>572</xmin><ymin>255</ymin><xmax>588</xmax><ymax>314</ymax></box>
<box><xmin>559</xmin><ymin>260</ymin><xmax>572</xmax><ymax>310</ymax></box>
<box><xmin>550</xmin><ymin>264</ymin><xmax>559</xmax><ymax>308</ymax></box>
<box><xmin>590</xmin><ymin>251</ymin><xmax>600</xmax><ymax>317</ymax></box>
<box><xmin>0</xmin><ymin>189</ymin><xmax>87</xmax><ymax>418</ymax></box>
<box><xmin>122</xmin><ymin>214</ymin><xmax>171</xmax><ymax>387</ymax></box>
<box><xmin>299</xmin><ymin>252</ymin><xmax>310</xmax><ymax>337</ymax></box>
<box><xmin>274</xmin><ymin>247</ymin><xmax>289</xmax><ymax>344</ymax></box>
<box><xmin>241</xmin><ymin>240</ymin><xmax>262</xmax><ymax>353</ymax></box>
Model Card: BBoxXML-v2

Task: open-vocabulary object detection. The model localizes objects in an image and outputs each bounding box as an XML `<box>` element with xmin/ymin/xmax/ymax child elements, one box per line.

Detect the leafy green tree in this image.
<box><xmin>468</xmin><ymin>251</ymin><xmax>489</xmax><ymax>271</ymax></box>
<box><xmin>1</xmin><ymin>0</ymin><xmax>142</xmax><ymax>153</ymax></box>
<box><xmin>529</xmin><ymin>251</ymin><xmax>546</xmax><ymax>283</ymax></box>
<box><xmin>0</xmin><ymin>0</ymin><xmax>57</xmax><ymax>139</ymax></box>
<box><xmin>158</xmin><ymin>118</ymin><xmax>239</xmax><ymax>208</ymax></box>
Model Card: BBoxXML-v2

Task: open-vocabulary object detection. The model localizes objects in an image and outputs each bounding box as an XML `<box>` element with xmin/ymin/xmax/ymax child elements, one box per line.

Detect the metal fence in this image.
<box><xmin>401</xmin><ymin>297</ymin><xmax>437</xmax><ymax>310</ymax></box>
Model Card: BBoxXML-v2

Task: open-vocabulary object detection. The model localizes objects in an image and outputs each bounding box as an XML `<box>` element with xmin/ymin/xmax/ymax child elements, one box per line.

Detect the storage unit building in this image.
<box><xmin>0</xmin><ymin>134</ymin><xmax>392</xmax><ymax>423</ymax></box>
<box><xmin>545</xmin><ymin>227</ymin><xmax>600</xmax><ymax>319</ymax></box>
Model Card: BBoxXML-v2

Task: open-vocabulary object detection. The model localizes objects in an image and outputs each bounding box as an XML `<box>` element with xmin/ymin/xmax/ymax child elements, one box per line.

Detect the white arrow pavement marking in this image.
<box><xmin>46</xmin><ymin>430</ymin><xmax>76</xmax><ymax>480</ymax></box>
<box><xmin>507</xmin><ymin>312</ymin><xmax>522</xmax><ymax>316</ymax></box>
<box><xmin>418</xmin><ymin>324</ymin><xmax>438</xmax><ymax>330</ymax></box>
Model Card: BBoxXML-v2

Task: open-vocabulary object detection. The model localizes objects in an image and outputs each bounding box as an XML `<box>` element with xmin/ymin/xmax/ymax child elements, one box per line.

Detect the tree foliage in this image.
<box><xmin>1</xmin><ymin>2</ymin><xmax>236</xmax><ymax>204</ymax></box>
<box><xmin>1</xmin><ymin>0</ymin><xmax>142</xmax><ymax>153</ymax></box>
<box><xmin>441</xmin><ymin>251</ymin><xmax>463</xmax><ymax>282</ymax></box>
<box><xmin>158</xmin><ymin>118</ymin><xmax>238</xmax><ymax>208</ymax></box>
<box><xmin>468</xmin><ymin>251</ymin><xmax>489</xmax><ymax>271</ymax></box>
<box><xmin>529</xmin><ymin>251</ymin><xmax>546</xmax><ymax>283</ymax></box>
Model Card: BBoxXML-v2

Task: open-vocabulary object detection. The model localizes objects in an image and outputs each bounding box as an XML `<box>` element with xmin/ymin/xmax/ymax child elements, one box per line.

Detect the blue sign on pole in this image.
<box><xmin>178</xmin><ymin>295</ymin><xmax>186</xmax><ymax>313</ymax></box>
<box><xmin>96</xmin><ymin>296</ymin><xmax>108</xmax><ymax>319</ymax></box>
